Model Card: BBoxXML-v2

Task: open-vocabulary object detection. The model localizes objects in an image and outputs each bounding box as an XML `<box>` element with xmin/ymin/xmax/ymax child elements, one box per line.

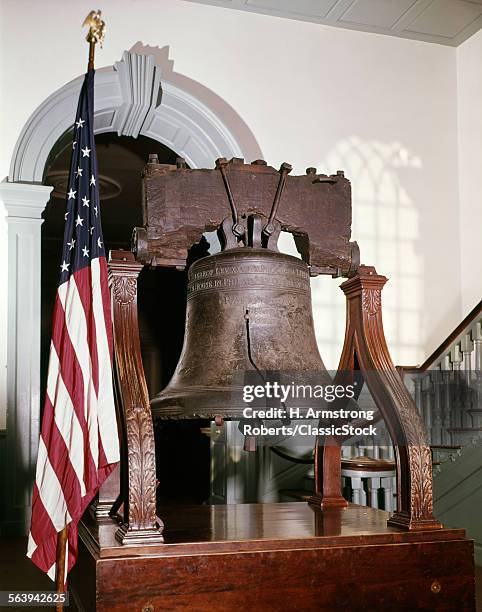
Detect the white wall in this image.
<box><xmin>457</xmin><ymin>30</ymin><xmax>482</xmax><ymax>317</ymax></box>
<box><xmin>0</xmin><ymin>0</ymin><xmax>465</xmax><ymax>426</ymax></box>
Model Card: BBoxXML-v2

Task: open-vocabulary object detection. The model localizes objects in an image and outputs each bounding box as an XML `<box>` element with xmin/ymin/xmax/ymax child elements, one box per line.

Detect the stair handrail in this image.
<box><xmin>419</xmin><ymin>299</ymin><xmax>482</xmax><ymax>371</ymax></box>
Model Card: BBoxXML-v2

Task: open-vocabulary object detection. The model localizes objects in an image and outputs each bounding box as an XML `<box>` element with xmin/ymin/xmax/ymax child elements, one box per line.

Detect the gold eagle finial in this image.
<box><xmin>83</xmin><ymin>10</ymin><xmax>106</xmax><ymax>48</ymax></box>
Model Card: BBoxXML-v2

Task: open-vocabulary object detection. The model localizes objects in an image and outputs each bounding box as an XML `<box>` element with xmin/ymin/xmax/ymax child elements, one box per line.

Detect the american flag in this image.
<box><xmin>27</xmin><ymin>69</ymin><xmax>120</xmax><ymax>579</ymax></box>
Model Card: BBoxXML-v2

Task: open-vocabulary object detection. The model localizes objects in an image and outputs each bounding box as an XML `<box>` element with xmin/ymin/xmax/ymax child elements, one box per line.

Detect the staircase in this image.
<box><xmin>401</xmin><ymin>299</ymin><xmax>482</xmax><ymax>565</ymax></box>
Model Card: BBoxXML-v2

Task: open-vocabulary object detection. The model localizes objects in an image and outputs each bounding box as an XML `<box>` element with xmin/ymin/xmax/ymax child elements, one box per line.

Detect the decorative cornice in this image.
<box><xmin>0</xmin><ymin>182</ymin><xmax>53</xmax><ymax>219</ymax></box>
<box><xmin>113</xmin><ymin>51</ymin><xmax>161</xmax><ymax>138</ymax></box>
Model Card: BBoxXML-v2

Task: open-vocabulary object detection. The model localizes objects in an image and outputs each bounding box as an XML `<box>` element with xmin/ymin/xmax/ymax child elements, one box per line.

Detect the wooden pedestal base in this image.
<box><xmin>70</xmin><ymin>503</ymin><xmax>475</xmax><ymax>611</ymax></box>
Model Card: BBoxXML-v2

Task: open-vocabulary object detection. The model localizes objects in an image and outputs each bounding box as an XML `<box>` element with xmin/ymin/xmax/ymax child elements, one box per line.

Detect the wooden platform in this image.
<box><xmin>70</xmin><ymin>502</ymin><xmax>475</xmax><ymax>611</ymax></box>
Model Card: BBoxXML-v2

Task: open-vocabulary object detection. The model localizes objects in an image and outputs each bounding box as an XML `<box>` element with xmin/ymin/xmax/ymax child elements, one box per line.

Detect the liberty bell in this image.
<box><xmin>150</xmin><ymin>161</ymin><xmax>329</xmax><ymax>421</ymax></box>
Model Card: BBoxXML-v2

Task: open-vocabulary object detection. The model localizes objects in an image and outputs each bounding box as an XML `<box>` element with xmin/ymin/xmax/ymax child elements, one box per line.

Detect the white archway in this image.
<box><xmin>10</xmin><ymin>50</ymin><xmax>259</xmax><ymax>182</ymax></box>
<box><xmin>2</xmin><ymin>50</ymin><xmax>262</xmax><ymax>535</ymax></box>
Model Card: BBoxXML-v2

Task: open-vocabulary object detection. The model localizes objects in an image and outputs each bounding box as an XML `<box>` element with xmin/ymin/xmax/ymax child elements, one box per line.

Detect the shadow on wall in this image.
<box><xmin>311</xmin><ymin>137</ymin><xmax>424</xmax><ymax>369</ymax></box>
<box><xmin>129</xmin><ymin>42</ymin><xmax>263</xmax><ymax>164</ymax></box>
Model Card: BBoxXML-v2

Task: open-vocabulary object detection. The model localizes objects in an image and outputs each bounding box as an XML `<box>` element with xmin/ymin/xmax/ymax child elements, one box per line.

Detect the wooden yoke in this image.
<box><xmin>109</xmin><ymin>251</ymin><xmax>163</xmax><ymax>545</ymax></box>
<box><xmin>331</xmin><ymin>265</ymin><xmax>441</xmax><ymax>530</ymax></box>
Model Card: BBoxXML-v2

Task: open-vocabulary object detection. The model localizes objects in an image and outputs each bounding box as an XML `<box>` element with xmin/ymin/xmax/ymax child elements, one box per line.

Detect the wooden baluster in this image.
<box><xmin>368</xmin><ymin>476</ymin><xmax>380</xmax><ymax>509</ymax></box>
<box><xmin>473</xmin><ymin>322</ymin><xmax>482</xmax><ymax>427</ymax></box>
<box><xmin>473</xmin><ymin>322</ymin><xmax>482</xmax><ymax>375</ymax></box>
<box><xmin>413</xmin><ymin>375</ymin><xmax>422</xmax><ymax>419</ymax></box>
<box><xmin>441</xmin><ymin>356</ymin><xmax>452</xmax><ymax>445</ymax></box>
<box><xmin>350</xmin><ymin>476</ymin><xmax>365</xmax><ymax>506</ymax></box>
<box><xmin>461</xmin><ymin>332</ymin><xmax>473</xmax><ymax>385</ymax></box>
<box><xmin>451</xmin><ymin>344</ymin><xmax>464</xmax><ymax>430</ymax></box>
<box><xmin>432</xmin><ymin>368</ymin><xmax>443</xmax><ymax>446</ymax></box>
<box><xmin>422</xmin><ymin>374</ymin><xmax>433</xmax><ymax>444</ymax></box>
<box><xmin>460</xmin><ymin>333</ymin><xmax>474</xmax><ymax>428</ymax></box>
<box><xmin>381</xmin><ymin>475</ymin><xmax>394</xmax><ymax>512</ymax></box>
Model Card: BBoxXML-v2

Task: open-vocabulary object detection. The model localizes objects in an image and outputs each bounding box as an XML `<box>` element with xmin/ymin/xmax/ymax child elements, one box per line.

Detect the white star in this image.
<box><xmin>76</xmin><ymin>118</ymin><xmax>85</xmax><ymax>128</ymax></box>
<box><xmin>97</xmin><ymin>237</ymin><xmax>103</xmax><ymax>248</ymax></box>
<box><xmin>82</xmin><ymin>246</ymin><xmax>89</xmax><ymax>257</ymax></box>
<box><xmin>94</xmin><ymin>205</ymin><xmax>98</xmax><ymax>216</ymax></box>
<box><xmin>89</xmin><ymin>226</ymin><xmax>94</xmax><ymax>235</ymax></box>
<box><xmin>90</xmin><ymin>174</ymin><xmax>96</xmax><ymax>186</ymax></box>
<box><xmin>67</xmin><ymin>239</ymin><xmax>75</xmax><ymax>250</ymax></box>
<box><xmin>72</xmin><ymin>141</ymin><xmax>77</xmax><ymax>149</ymax></box>
<box><xmin>82</xmin><ymin>196</ymin><xmax>90</xmax><ymax>207</ymax></box>
<box><xmin>64</xmin><ymin>211</ymin><xmax>69</xmax><ymax>220</ymax></box>
<box><xmin>75</xmin><ymin>167</ymin><xmax>83</xmax><ymax>178</ymax></box>
<box><xmin>67</xmin><ymin>188</ymin><xmax>76</xmax><ymax>199</ymax></box>
<box><xmin>75</xmin><ymin>215</ymin><xmax>84</xmax><ymax>227</ymax></box>
<box><xmin>60</xmin><ymin>261</ymin><xmax>70</xmax><ymax>272</ymax></box>
<box><xmin>81</xmin><ymin>147</ymin><xmax>91</xmax><ymax>157</ymax></box>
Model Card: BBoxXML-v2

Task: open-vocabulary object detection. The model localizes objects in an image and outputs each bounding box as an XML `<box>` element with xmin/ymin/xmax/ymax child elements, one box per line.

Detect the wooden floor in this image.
<box><xmin>0</xmin><ymin>537</ymin><xmax>77</xmax><ymax>611</ymax></box>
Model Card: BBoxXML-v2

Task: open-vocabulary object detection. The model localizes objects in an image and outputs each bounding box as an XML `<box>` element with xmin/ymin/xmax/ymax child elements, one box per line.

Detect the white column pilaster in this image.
<box><xmin>0</xmin><ymin>182</ymin><xmax>52</xmax><ymax>535</ymax></box>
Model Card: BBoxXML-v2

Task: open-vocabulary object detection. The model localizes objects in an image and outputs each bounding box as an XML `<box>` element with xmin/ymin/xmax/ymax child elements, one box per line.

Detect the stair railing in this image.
<box><xmin>399</xmin><ymin>299</ymin><xmax>482</xmax><ymax>468</ymax></box>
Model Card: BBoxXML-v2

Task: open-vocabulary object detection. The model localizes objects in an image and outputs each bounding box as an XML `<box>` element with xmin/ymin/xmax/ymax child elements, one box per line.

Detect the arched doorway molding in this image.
<box><xmin>1</xmin><ymin>48</ymin><xmax>262</xmax><ymax>535</ymax></box>
<box><xmin>10</xmin><ymin>48</ymin><xmax>262</xmax><ymax>182</ymax></box>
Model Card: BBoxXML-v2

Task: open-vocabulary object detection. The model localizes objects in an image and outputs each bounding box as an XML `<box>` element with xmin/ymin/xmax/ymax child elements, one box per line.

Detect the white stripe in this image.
<box><xmin>58</xmin><ymin>277</ymin><xmax>99</xmax><ymax>469</ymax></box>
<box><xmin>47</xmin><ymin>563</ymin><xmax>56</xmax><ymax>581</ymax></box>
<box><xmin>46</xmin><ymin>344</ymin><xmax>87</xmax><ymax>496</ymax></box>
<box><xmin>91</xmin><ymin>258</ymin><xmax>120</xmax><ymax>464</ymax></box>
<box><xmin>35</xmin><ymin>438</ymin><xmax>72</xmax><ymax>531</ymax></box>
<box><xmin>27</xmin><ymin>533</ymin><xmax>37</xmax><ymax>558</ymax></box>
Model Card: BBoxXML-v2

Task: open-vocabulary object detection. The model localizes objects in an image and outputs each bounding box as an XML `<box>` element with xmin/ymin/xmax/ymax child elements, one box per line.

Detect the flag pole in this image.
<box><xmin>54</xmin><ymin>526</ymin><xmax>68</xmax><ymax>612</ymax></box>
<box><xmin>53</xmin><ymin>11</ymin><xmax>106</xmax><ymax>610</ymax></box>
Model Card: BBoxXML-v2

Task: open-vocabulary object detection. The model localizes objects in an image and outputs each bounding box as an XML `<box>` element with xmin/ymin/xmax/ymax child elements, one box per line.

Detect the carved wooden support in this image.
<box><xmin>109</xmin><ymin>250</ymin><xmax>163</xmax><ymax>545</ymax></box>
<box><xmin>309</xmin><ymin>437</ymin><xmax>348</xmax><ymax>509</ymax></box>
<box><xmin>337</xmin><ymin>265</ymin><xmax>441</xmax><ymax>530</ymax></box>
<box><xmin>89</xmin><ymin>464</ymin><xmax>120</xmax><ymax>520</ymax></box>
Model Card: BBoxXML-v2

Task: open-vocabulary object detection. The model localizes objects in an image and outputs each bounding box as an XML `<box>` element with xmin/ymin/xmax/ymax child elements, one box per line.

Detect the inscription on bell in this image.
<box><xmin>190</xmin><ymin>262</ymin><xmax>309</xmax><ymax>282</ymax></box>
<box><xmin>188</xmin><ymin>273</ymin><xmax>309</xmax><ymax>295</ymax></box>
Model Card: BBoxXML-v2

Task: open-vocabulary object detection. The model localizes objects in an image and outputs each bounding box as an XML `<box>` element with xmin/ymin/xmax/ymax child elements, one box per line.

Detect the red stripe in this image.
<box><xmin>40</xmin><ymin>396</ymin><xmax>82</xmax><ymax>518</ymax></box>
<box><xmin>99</xmin><ymin>256</ymin><xmax>113</xmax><ymax>360</ymax></box>
<box><xmin>29</xmin><ymin>485</ymin><xmax>58</xmax><ymax>573</ymax></box>
<box><xmin>50</xmin><ymin>293</ymin><xmax>97</xmax><ymax>491</ymax></box>
<box><xmin>30</xmin><ymin>259</ymin><xmax>118</xmax><ymax>578</ymax></box>
<box><xmin>73</xmin><ymin>267</ymin><xmax>99</xmax><ymax>395</ymax></box>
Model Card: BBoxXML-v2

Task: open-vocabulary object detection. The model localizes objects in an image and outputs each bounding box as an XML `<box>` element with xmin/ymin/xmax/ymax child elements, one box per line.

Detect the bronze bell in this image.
<box><xmin>151</xmin><ymin>160</ymin><xmax>329</xmax><ymax>421</ymax></box>
<box><xmin>151</xmin><ymin>224</ymin><xmax>328</xmax><ymax>420</ymax></box>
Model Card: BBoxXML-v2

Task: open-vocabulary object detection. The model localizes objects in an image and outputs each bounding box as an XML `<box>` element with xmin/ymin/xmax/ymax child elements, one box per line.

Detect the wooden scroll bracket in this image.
<box><xmin>108</xmin><ymin>250</ymin><xmax>164</xmax><ymax>545</ymax></box>
<box><xmin>311</xmin><ymin>265</ymin><xmax>442</xmax><ymax>531</ymax></box>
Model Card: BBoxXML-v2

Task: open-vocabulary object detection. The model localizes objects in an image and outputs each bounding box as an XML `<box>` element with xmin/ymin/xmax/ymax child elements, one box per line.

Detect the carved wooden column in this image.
<box><xmin>339</xmin><ymin>266</ymin><xmax>441</xmax><ymax>530</ymax></box>
<box><xmin>109</xmin><ymin>251</ymin><xmax>163</xmax><ymax>545</ymax></box>
<box><xmin>309</xmin><ymin>437</ymin><xmax>348</xmax><ymax>509</ymax></box>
